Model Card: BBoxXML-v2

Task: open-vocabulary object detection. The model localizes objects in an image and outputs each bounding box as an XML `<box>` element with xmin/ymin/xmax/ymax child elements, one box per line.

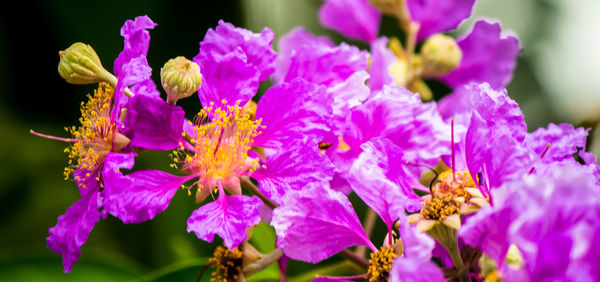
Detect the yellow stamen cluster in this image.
<box><xmin>63</xmin><ymin>83</ymin><xmax>115</xmax><ymax>187</ymax></box>
<box><xmin>367</xmin><ymin>246</ymin><xmax>398</xmax><ymax>282</ymax></box>
<box><xmin>209</xmin><ymin>246</ymin><xmax>243</xmax><ymax>282</ymax></box>
<box><xmin>422</xmin><ymin>192</ymin><xmax>459</xmax><ymax>221</ymax></box>
<box><xmin>172</xmin><ymin>99</ymin><xmax>263</xmax><ymax>191</ymax></box>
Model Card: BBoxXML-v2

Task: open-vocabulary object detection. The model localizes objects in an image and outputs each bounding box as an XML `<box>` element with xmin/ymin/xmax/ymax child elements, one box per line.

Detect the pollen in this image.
<box><xmin>209</xmin><ymin>246</ymin><xmax>243</xmax><ymax>282</ymax></box>
<box><xmin>171</xmin><ymin>100</ymin><xmax>262</xmax><ymax>191</ymax></box>
<box><xmin>367</xmin><ymin>246</ymin><xmax>397</xmax><ymax>282</ymax></box>
<box><xmin>63</xmin><ymin>83</ymin><xmax>115</xmax><ymax>184</ymax></box>
<box><xmin>434</xmin><ymin>170</ymin><xmax>476</xmax><ymax>201</ymax></box>
<box><xmin>421</xmin><ymin>192</ymin><xmax>459</xmax><ymax>221</ymax></box>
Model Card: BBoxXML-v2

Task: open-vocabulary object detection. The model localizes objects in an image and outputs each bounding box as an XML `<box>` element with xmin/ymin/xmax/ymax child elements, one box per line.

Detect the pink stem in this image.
<box><xmin>528</xmin><ymin>143</ymin><xmax>551</xmax><ymax>175</ymax></box>
<box><xmin>451</xmin><ymin>118</ymin><xmax>456</xmax><ymax>183</ymax></box>
<box><xmin>30</xmin><ymin>129</ymin><xmax>79</xmax><ymax>143</ymax></box>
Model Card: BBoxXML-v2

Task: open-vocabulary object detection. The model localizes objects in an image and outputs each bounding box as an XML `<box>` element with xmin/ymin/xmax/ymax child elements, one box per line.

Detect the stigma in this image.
<box><xmin>64</xmin><ymin>83</ymin><xmax>116</xmax><ymax>186</ymax></box>
<box><xmin>173</xmin><ymin>99</ymin><xmax>263</xmax><ymax>192</ymax></box>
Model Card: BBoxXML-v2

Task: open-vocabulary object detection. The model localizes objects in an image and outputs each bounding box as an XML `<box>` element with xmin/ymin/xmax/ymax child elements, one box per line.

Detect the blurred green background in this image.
<box><xmin>0</xmin><ymin>0</ymin><xmax>598</xmax><ymax>281</ymax></box>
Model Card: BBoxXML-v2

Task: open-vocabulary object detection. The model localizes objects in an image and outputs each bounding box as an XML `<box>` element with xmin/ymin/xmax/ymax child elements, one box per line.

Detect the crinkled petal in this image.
<box><xmin>47</xmin><ymin>188</ymin><xmax>101</xmax><ymax>272</ymax></box>
<box><xmin>112</xmin><ymin>16</ymin><xmax>159</xmax><ymax>119</ymax></box>
<box><xmin>397</xmin><ymin>214</ymin><xmax>435</xmax><ymax>261</ymax></box>
<box><xmin>349</xmin><ymin>138</ymin><xmax>422</xmax><ymax>230</ymax></box>
<box><xmin>252</xmin><ymin>139</ymin><xmax>334</xmax><ymax>205</ymax></box>
<box><xmin>195</xmin><ymin>50</ymin><xmax>260</xmax><ymax>108</ymax></box>
<box><xmin>318</xmin><ymin>0</ymin><xmax>380</xmax><ymax>43</ymax></box>
<box><xmin>271</xmin><ymin>184</ymin><xmax>375</xmax><ymax>263</ymax></box>
<box><xmin>407</xmin><ymin>0</ymin><xmax>475</xmax><ymax>41</ymax></box>
<box><xmin>102</xmin><ymin>152</ymin><xmax>189</xmax><ymax>223</ymax></box>
<box><xmin>113</xmin><ymin>15</ymin><xmax>157</xmax><ymax>76</ymax></box>
<box><xmin>124</xmin><ymin>95</ymin><xmax>185</xmax><ymax>150</ymax></box>
<box><xmin>187</xmin><ymin>193</ymin><xmax>262</xmax><ymax>249</ymax></box>
<box><xmin>341</xmin><ymin>86</ymin><xmax>450</xmax><ymax>179</ymax></box>
<box><xmin>254</xmin><ymin>79</ymin><xmax>333</xmax><ymax>149</ymax></box>
<box><xmin>526</xmin><ymin>123</ymin><xmax>593</xmax><ymax>165</ymax></box>
<box><xmin>276</xmin><ymin>30</ymin><xmax>368</xmax><ymax>87</ymax></box>
<box><xmin>329</xmin><ymin>70</ymin><xmax>370</xmax><ymax>120</ymax></box>
<box><xmin>389</xmin><ymin>257</ymin><xmax>445</xmax><ymax>282</ymax></box>
<box><xmin>198</xmin><ymin>20</ymin><xmax>276</xmax><ymax>82</ymax></box>
<box><xmin>273</xmin><ymin>27</ymin><xmax>334</xmax><ymax>84</ymax></box>
<box><xmin>442</xmin><ymin>20</ymin><xmax>520</xmax><ymax>89</ymax></box>
<box><xmin>369</xmin><ymin>37</ymin><xmax>396</xmax><ymax>91</ymax></box>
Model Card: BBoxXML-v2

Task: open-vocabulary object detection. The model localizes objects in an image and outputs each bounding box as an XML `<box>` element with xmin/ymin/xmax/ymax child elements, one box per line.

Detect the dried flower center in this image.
<box><xmin>64</xmin><ymin>83</ymin><xmax>115</xmax><ymax>187</ymax></box>
<box><xmin>422</xmin><ymin>193</ymin><xmax>459</xmax><ymax>221</ymax></box>
<box><xmin>367</xmin><ymin>246</ymin><xmax>397</xmax><ymax>282</ymax></box>
<box><xmin>209</xmin><ymin>246</ymin><xmax>243</xmax><ymax>282</ymax></box>
<box><xmin>173</xmin><ymin>100</ymin><xmax>263</xmax><ymax>191</ymax></box>
<box><xmin>434</xmin><ymin>170</ymin><xmax>476</xmax><ymax>197</ymax></box>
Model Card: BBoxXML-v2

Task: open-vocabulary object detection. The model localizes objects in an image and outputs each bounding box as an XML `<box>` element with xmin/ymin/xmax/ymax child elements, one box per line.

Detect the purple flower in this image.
<box><xmin>318</xmin><ymin>0</ymin><xmax>381</xmax><ymax>43</ymax></box>
<box><xmin>442</xmin><ymin>20</ymin><xmax>520</xmax><ymax>90</ymax></box>
<box><xmin>459</xmin><ymin>164</ymin><xmax>600</xmax><ymax>280</ymax></box>
<box><xmin>109</xmin><ymin>21</ymin><xmax>335</xmax><ymax>250</ymax></box>
<box><xmin>45</xmin><ymin>16</ymin><xmax>159</xmax><ymax>272</ymax></box>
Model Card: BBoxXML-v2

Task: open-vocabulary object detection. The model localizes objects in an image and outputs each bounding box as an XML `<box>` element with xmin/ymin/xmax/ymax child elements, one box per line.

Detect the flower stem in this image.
<box><xmin>339</xmin><ymin>249</ymin><xmax>369</xmax><ymax>269</ymax></box>
<box><xmin>426</xmin><ymin>224</ymin><xmax>468</xmax><ymax>282</ymax></box>
<box><xmin>356</xmin><ymin>208</ymin><xmax>377</xmax><ymax>258</ymax></box>
<box><xmin>239</xmin><ymin>176</ymin><xmax>278</xmax><ymax>209</ymax></box>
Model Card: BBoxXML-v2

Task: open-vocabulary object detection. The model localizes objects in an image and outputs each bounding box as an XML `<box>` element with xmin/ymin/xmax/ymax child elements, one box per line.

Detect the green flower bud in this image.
<box><xmin>420</xmin><ymin>34</ymin><xmax>462</xmax><ymax>77</ymax></box>
<box><xmin>160</xmin><ymin>56</ymin><xmax>202</xmax><ymax>105</ymax></box>
<box><xmin>58</xmin><ymin>42</ymin><xmax>116</xmax><ymax>85</ymax></box>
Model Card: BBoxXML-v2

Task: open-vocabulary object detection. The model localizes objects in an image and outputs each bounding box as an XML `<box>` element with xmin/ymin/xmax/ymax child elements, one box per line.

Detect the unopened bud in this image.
<box><xmin>58</xmin><ymin>42</ymin><xmax>116</xmax><ymax>85</ymax></box>
<box><xmin>160</xmin><ymin>56</ymin><xmax>202</xmax><ymax>105</ymax></box>
<box><xmin>420</xmin><ymin>34</ymin><xmax>462</xmax><ymax>77</ymax></box>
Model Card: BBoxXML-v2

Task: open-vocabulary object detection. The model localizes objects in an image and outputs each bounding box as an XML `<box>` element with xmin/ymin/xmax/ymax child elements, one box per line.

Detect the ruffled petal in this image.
<box><xmin>254</xmin><ymin>79</ymin><xmax>333</xmax><ymax>149</ymax></box>
<box><xmin>197</xmin><ymin>20</ymin><xmax>276</xmax><ymax>82</ymax></box>
<box><xmin>397</xmin><ymin>214</ymin><xmax>435</xmax><ymax>261</ymax></box>
<box><xmin>348</xmin><ymin>138</ymin><xmax>422</xmax><ymax>230</ymax></box>
<box><xmin>187</xmin><ymin>192</ymin><xmax>262</xmax><ymax>249</ymax></box>
<box><xmin>526</xmin><ymin>123</ymin><xmax>594</xmax><ymax>166</ymax></box>
<box><xmin>407</xmin><ymin>0</ymin><xmax>475</xmax><ymax>41</ymax></box>
<box><xmin>47</xmin><ymin>188</ymin><xmax>101</xmax><ymax>272</ymax></box>
<box><xmin>339</xmin><ymin>85</ymin><xmax>450</xmax><ymax>178</ymax></box>
<box><xmin>389</xmin><ymin>257</ymin><xmax>445</xmax><ymax>282</ymax></box>
<box><xmin>102</xmin><ymin>152</ymin><xmax>189</xmax><ymax>223</ymax></box>
<box><xmin>271</xmin><ymin>184</ymin><xmax>375</xmax><ymax>263</ymax></box>
<box><xmin>275</xmin><ymin>28</ymin><xmax>368</xmax><ymax>87</ymax></box>
<box><xmin>318</xmin><ymin>0</ymin><xmax>380</xmax><ymax>43</ymax></box>
<box><xmin>112</xmin><ymin>16</ymin><xmax>159</xmax><ymax>119</ymax></box>
<box><xmin>124</xmin><ymin>95</ymin><xmax>185</xmax><ymax>150</ymax></box>
<box><xmin>442</xmin><ymin>20</ymin><xmax>520</xmax><ymax>89</ymax></box>
<box><xmin>195</xmin><ymin>49</ymin><xmax>260</xmax><ymax>108</ymax></box>
<box><xmin>273</xmin><ymin>27</ymin><xmax>334</xmax><ymax>84</ymax></box>
<box><xmin>368</xmin><ymin>37</ymin><xmax>396</xmax><ymax>91</ymax></box>
<box><xmin>252</xmin><ymin>139</ymin><xmax>334</xmax><ymax>205</ymax></box>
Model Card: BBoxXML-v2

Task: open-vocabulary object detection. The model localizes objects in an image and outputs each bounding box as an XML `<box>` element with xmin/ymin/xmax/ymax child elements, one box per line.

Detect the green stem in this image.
<box><xmin>426</xmin><ymin>224</ymin><xmax>468</xmax><ymax>282</ymax></box>
<box><xmin>240</xmin><ymin>176</ymin><xmax>278</xmax><ymax>209</ymax></box>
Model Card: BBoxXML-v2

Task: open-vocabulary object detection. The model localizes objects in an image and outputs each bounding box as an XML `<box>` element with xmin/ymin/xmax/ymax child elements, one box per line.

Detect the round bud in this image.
<box><xmin>160</xmin><ymin>56</ymin><xmax>202</xmax><ymax>105</ymax></box>
<box><xmin>58</xmin><ymin>42</ymin><xmax>115</xmax><ymax>85</ymax></box>
<box><xmin>420</xmin><ymin>34</ymin><xmax>462</xmax><ymax>77</ymax></box>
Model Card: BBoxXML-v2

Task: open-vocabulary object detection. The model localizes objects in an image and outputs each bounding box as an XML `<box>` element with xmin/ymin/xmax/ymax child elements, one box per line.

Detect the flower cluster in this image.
<box><xmin>34</xmin><ymin>0</ymin><xmax>600</xmax><ymax>281</ymax></box>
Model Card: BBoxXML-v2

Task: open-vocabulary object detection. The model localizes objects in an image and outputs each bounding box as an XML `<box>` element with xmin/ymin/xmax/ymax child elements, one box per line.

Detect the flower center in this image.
<box><xmin>209</xmin><ymin>246</ymin><xmax>243</xmax><ymax>281</ymax></box>
<box><xmin>367</xmin><ymin>246</ymin><xmax>397</xmax><ymax>282</ymax></box>
<box><xmin>174</xmin><ymin>100</ymin><xmax>263</xmax><ymax>191</ymax></box>
<box><xmin>64</xmin><ymin>83</ymin><xmax>115</xmax><ymax>187</ymax></box>
<box><xmin>434</xmin><ymin>170</ymin><xmax>477</xmax><ymax>200</ymax></box>
<box><xmin>422</xmin><ymin>192</ymin><xmax>459</xmax><ymax>221</ymax></box>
